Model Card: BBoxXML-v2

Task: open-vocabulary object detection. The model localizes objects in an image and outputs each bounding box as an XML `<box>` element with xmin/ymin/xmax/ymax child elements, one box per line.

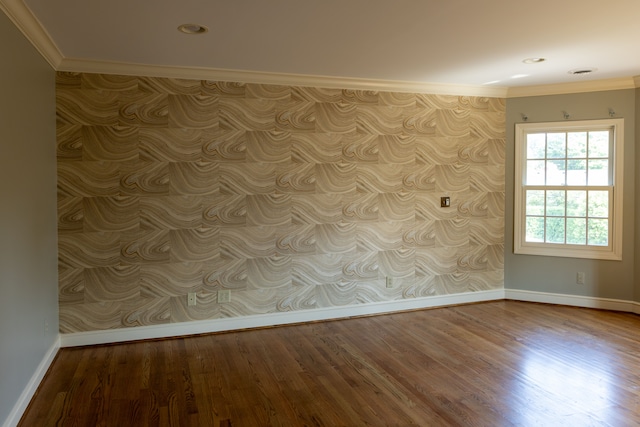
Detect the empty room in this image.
<box><xmin>2</xmin><ymin>0</ymin><xmax>640</xmax><ymax>425</ymax></box>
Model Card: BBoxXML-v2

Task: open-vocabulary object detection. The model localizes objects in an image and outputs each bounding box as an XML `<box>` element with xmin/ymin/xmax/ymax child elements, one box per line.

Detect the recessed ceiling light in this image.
<box><xmin>178</xmin><ymin>23</ymin><xmax>208</xmax><ymax>34</ymax></box>
<box><xmin>483</xmin><ymin>80</ymin><xmax>501</xmax><ymax>85</ymax></box>
<box><xmin>523</xmin><ymin>57</ymin><xmax>546</xmax><ymax>64</ymax></box>
<box><xmin>568</xmin><ymin>68</ymin><xmax>597</xmax><ymax>75</ymax></box>
<box><xmin>511</xmin><ymin>74</ymin><xmax>529</xmax><ymax>79</ymax></box>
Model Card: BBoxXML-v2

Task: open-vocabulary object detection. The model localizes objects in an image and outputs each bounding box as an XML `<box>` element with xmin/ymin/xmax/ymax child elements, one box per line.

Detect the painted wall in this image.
<box><xmin>505</xmin><ymin>90</ymin><xmax>636</xmax><ymax>300</ymax></box>
<box><xmin>0</xmin><ymin>11</ymin><xmax>58</xmax><ymax>425</ymax></box>
<box><xmin>56</xmin><ymin>73</ymin><xmax>506</xmax><ymax>333</ymax></box>
<box><xmin>637</xmin><ymin>87</ymin><xmax>640</xmax><ymax>303</ymax></box>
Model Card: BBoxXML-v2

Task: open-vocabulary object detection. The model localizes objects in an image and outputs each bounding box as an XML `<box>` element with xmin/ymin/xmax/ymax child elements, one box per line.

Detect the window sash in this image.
<box><xmin>514</xmin><ymin>119</ymin><xmax>623</xmax><ymax>261</ymax></box>
<box><xmin>521</xmin><ymin>185</ymin><xmax>613</xmax><ymax>247</ymax></box>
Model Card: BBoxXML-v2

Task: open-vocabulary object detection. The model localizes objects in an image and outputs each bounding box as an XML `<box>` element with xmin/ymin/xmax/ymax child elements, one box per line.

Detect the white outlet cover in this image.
<box><xmin>218</xmin><ymin>290</ymin><xmax>231</xmax><ymax>303</ymax></box>
<box><xmin>187</xmin><ymin>292</ymin><xmax>197</xmax><ymax>306</ymax></box>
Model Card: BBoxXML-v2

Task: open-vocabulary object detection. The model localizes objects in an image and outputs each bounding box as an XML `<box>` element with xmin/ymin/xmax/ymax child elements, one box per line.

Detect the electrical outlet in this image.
<box><xmin>188</xmin><ymin>292</ymin><xmax>197</xmax><ymax>306</ymax></box>
<box><xmin>576</xmin><ymin>272</ymin><xmax>585</xmax><ymax>285</ymax></box>
<box><xmin>440</xmin><ymin>196</ymin><xmax>450</xmax><ymax>207</ymax></box>
<box><xmin>218</xmin><ymin>289</ymin><xmax>231</xmax><ymax>303</ymax></box>
<box><xmin>385</xmin><ymin>277</ymin><xmax>394</xmax><ymax>288</ymax></box>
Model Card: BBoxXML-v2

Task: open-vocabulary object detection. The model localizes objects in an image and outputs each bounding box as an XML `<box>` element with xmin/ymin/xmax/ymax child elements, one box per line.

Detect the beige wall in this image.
<box><xmin>56</xmin><ymin>73</ymin><xmax>505</xmax><ymax>333</ymax></box>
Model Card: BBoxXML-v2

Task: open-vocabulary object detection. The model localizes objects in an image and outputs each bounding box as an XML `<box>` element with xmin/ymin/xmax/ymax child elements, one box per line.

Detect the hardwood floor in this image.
<box><xmin>20</xmin><ymin>301</ymin><xmax>640</xmax><ymax>426</ymax></box>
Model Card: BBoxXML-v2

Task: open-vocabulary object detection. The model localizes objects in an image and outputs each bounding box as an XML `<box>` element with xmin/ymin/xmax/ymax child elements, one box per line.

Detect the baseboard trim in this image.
<box><xmin>2</xmin><ymin>336</ymin><xmax>60</xmax><ymax>427</ymax></box>
<box><xmin>60</xmin><ymin>289</ymin><xmax>505</xmax><ymax>347</ymax></box>
<box><xmin>505</xmin><ymin>289</ymin><xmax>638</xmax><ymax>312</ymax></box>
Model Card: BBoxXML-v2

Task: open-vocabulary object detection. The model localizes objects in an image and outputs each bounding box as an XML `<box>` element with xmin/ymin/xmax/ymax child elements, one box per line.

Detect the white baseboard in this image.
<box><xmin>60</xmin><ymin>289</ymin><xmax>505</xmax><ymax>347</ymax></box>
<box><xmin>505</xmin><ymin>289</ymin><xmax>639</xmax><ymax>312</ymax></box>
<box><xmin>2</xmin><ymin>337</ymin><xmax>60</xmax><ymax>427</ymax></box>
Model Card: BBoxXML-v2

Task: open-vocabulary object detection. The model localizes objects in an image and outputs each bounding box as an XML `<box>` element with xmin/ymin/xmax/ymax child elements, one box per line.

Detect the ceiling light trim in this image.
<box><xmin>177</xmin><ymin>23</ymin><xmax>208</xmax><ymax>34</ymax></box>
<box><xmin>0</xmin><ymin>0</ymin><xmax>63</xmax><ymax>69</ymax></box>
<box><xmin>57</xmin><ymin>57</ymin><xmax>510</xmax><ymax>97</ymax></box>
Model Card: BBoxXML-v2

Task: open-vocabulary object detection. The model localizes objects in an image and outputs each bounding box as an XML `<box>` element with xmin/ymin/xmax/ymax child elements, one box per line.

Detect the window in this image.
<box><xmin>514</xmin><ymin>119</ymin><xmax>623</xmax><ymax>260</ymax></box>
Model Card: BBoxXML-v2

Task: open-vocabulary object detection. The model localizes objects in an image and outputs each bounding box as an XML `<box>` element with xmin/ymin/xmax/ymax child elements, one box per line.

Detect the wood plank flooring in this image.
<box><xmin>19</xmin><ymin>301</ymin><xmax>640</xmax><ymax>426</ymax></box>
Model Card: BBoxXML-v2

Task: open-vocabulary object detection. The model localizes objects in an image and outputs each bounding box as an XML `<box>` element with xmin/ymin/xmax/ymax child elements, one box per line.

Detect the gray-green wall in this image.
<box><xmin>0</xmin><ymin>11</ymin><xmax>58</xmax><ymax>426</ymax></box>
<box><xmin>505</xmin><ymin>90</ymin><xmax>636</xmax><ymax>300</ymax></box>
<box><xmin>636</xmin><ymin>87</ymin><xmax>640</xmax><ymax>303</ymax></box>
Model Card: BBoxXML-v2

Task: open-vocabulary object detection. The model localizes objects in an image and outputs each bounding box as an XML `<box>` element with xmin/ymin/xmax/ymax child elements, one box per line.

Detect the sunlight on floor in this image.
<box><xmin>516</xmin><ymin>338</ymin><xmax>622</xmax><ymax>425</ymax></box>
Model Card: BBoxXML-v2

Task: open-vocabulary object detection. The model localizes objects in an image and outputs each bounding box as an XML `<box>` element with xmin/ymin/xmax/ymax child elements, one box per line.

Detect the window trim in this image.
<box><xmin>514</xmin><ymin>118</ymin><xmax>624</xmax><ymax>260</ymax></box>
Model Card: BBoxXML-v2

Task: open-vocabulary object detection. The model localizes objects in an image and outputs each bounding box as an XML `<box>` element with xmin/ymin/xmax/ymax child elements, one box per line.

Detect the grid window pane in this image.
<box><xmin>566</xmin><ymin>191</ymin><xmax>586</xmax><ymax>217</ymax></box>
<box><xmin>588</xmin><ymin>131</ymin><xmax>609</xmax><ymax>158</ymax></box>
<box><xmin>588</xmin><ymin>218</ymin><xmax>608</xmax><ymax>246</ymax></box>
<box><xmin>546</xmin><ymin>217</ymin><xmax>565</xmax><ymax>243</ymax></box>
<box><xmin>526</xmin><ymin>160</ymin><xmax>545</xmax><ymax>185</ymax></box>
<box><xmin>567</xmin><ymin>132</ymin><xmax>587</xmax><ymax>158</ymax></box>
<box><xmin>567</xmin><ymin>159</ymin><xmax>586</xmax><ymax>185</ymax></box>
<box><xmin>588</xmin><ymin>191</ymin><xmax>609</xmax><ymax>218</ymax></box>
<box><xmin>547</xmin><ymin>160</ymin><xmax>566</xmax><ymax>185</ymax></box>
<box><xmin>526</xmin><ymin>190</ymin><xmax>545</xmax><ymax>215</ymax></box>
<box><xmin>546</xmin><ymin>191</ymin><xmax>565</xmax><ymax>216</ymax></box>
<box><xmin>588</xmin><ymin>159</ymin><xmax>609</xmax><ymax>185</ymax></box>
<box><xmin>546</xmin><ymin>133</ymin><xmax>566</xmax><ymax>158</ymax></box>
<box><xmin>527</xmin><ymin>133</ymin><xmax>546</xmax><ymax>158</ymax></box>
<box><xmin>525</xmin><ymin>217</ymin><xmax>545</xmax><ymax>242</ymax></box>
<box><xmin>566</xmin><ymin>218</ymin><xmax>587</xmax><ymax>245</ymax></box>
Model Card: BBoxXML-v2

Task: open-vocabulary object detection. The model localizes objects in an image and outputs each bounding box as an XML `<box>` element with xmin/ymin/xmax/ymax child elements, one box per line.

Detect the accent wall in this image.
<box><xmin>56</xmin><ymin>73</ymin><xmax>506</xmax><ymax>333</ymax></box>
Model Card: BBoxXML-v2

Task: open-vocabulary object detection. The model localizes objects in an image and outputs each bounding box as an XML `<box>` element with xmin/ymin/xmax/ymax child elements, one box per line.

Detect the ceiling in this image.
<box><xmin>4</xmin><ymin>0</ymin><xmax>640</xmax><ymax>96</ymax></box>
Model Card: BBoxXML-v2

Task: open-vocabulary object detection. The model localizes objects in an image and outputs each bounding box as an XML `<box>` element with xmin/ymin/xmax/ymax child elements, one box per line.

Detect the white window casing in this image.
<box><xmin>514</xmin><ymin>119</ymin><xmax>623</xmax><ymax>260</ymax></box>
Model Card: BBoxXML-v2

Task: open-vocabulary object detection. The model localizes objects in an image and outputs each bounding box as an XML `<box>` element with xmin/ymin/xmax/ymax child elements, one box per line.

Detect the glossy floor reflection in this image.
<box><xmin>506</xmin><ymin>315</ymin><xmax>640</xmax><ymax>425</ymax></box>
<box><xmin>20</xmin><ymin>301</ymin><xmax>640</xmax><ymax>426</ymax></box>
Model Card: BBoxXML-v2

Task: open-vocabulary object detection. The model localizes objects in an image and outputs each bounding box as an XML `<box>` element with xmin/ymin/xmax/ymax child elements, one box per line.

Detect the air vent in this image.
<box><xmin>568</xmin><ymin>68</ymin><xmax>597</xmax><ymax>75</ymax></box>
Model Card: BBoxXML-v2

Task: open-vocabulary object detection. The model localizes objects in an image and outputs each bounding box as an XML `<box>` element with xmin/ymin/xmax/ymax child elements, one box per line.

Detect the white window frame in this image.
<box><xmin>514</xmin><ymin>118</ymin><xmax>623</xmax><ymax>260</ymax></box>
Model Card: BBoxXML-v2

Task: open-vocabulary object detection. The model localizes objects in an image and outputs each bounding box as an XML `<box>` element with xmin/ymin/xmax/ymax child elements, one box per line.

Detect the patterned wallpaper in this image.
<box><xmin>56</xmin><ymin>72</ymin><xmax>505</xmax><ymax>333</ymax></box>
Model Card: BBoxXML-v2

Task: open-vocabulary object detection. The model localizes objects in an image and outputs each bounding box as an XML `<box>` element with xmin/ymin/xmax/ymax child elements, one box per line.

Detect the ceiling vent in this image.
<box><xmin>568</xmin><ymin>68</ymin><xmax>597</xmax><ymax>75</ymax></box>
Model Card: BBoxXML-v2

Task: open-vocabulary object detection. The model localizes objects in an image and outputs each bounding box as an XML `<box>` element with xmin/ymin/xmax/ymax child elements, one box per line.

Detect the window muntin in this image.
<box><xmin>514</xmin><ymin>119</ymin><xmax>623</xmax><ymax>260</ymax></box>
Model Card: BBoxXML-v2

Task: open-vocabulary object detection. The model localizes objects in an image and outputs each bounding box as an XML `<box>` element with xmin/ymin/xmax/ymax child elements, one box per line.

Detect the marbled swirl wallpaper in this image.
<box><xmin>56</xmin><ymin>72</ymin><xmax>505</xmax><ymax>333</ymax></box>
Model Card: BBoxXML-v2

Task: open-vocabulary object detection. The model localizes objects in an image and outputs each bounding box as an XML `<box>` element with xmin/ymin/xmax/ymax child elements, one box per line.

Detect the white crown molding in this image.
<box><xmin>506</xmin><ymin>77</ymin><xmax>637</xmax><ymax>98</ymax></box>
<box><xmin>58</xmin><ymin>57</ymin><xmax>510</xmax><ymax>98</ymax></box>
<box><xmin>0</xmin><ymin>0</ymin><xmax>62</xmax><ymax>69</ymax></box>
<box><xmin>56</xmin><ymin>57</ymin><xmax>640</xmax><ymax>99</ymax></box>
<box><xmin>60</xmin><ymin>289</ymin><xmax>505</xmax><ymax>347</ymax></box>
<box><xmin>2</xmin><ymin>336</ymin><xmax>60</xmax><ymax>427</ymax></box>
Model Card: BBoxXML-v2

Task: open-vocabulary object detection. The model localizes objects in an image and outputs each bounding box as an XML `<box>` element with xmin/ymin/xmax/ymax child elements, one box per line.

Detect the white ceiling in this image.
<box><xmin>6</xmin><ymin>0</ymin><xmax>640</xmax><ymax>94</ymax></box>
